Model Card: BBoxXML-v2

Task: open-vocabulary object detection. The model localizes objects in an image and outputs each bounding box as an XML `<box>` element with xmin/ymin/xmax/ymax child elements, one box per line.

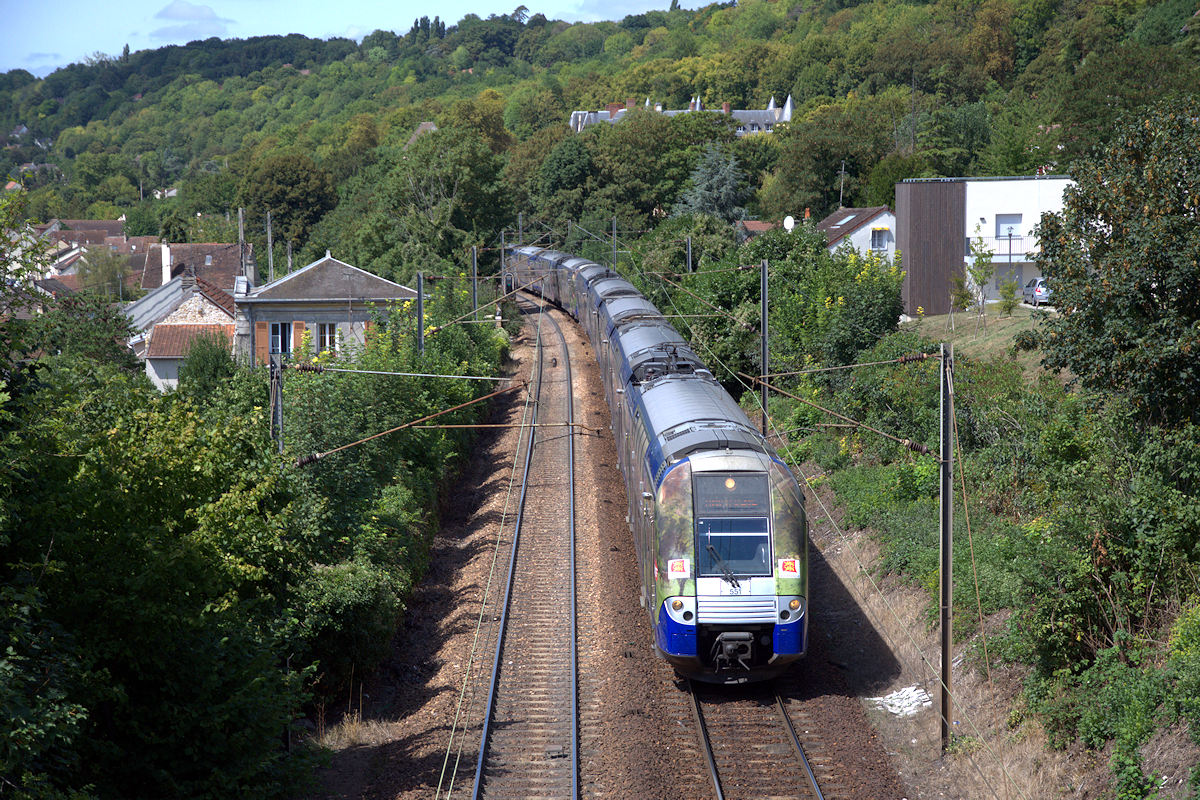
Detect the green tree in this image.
<box><xmin>238</xmin><ymin>152</ymin><xmax>337</xmax><ymax>248</ymax></box>
<box><xmin>538</xmin><ymin>135</ymin><xmax>593</xmax><ymax>224</ymax></box>
<box><xmin>76</xmin><ymin>247</ymin><xmax>133</xmax><ymax>298</ymax></box>
<box><xmin>1035</xmin><ymin>96</ymin><xmax>1200</xmax><ymax>425</ymax></box>
<box><xmin>29</xmin><ymin>293</ymin><xmax>139</xmax><ymax>371</ymax></box>
<box><xmin>1055</xmin><ymin>43</ymin><xmax>1196</xmax><ymax>165</ymax></box>
<box><xmin>0</xmin><ymin>191</ymin><xmax>50</xmax><ymax>368</ymax></box>
<box><xmin>123</xmin><ymin>203</ymin><xmax>159</xmax><ymax>237</ymax></box>
<box><xmin>178</xmin><ymin>330</ymin><xmax>236</xmax><ymax>403</ymax></box>
<box><xmin>672</xmin><ymin>144</ymin><xmax>748</xmax><ymax>222</ymax></box>
<box><xmin>966</xmin><ymin>225</ymin><xmax>995</xmax><ymax>320</ymax></box>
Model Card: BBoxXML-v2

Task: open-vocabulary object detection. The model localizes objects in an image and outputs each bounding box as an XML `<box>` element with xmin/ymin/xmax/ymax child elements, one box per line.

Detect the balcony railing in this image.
<box><xmin>965</xmin><ymin>235</ymin><xmax>1037</xmax><ymax>262</ymax></box>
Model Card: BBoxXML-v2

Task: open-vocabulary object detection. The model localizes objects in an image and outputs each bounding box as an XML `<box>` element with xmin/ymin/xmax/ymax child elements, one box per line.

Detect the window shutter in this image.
<box><xmin>292</xmin><ymin>321</ymin><xmax>306</xmax><ymax>355</ymax></box>
<box><xmin>255</xmin><ymin>321</ymin><xmax>268</xmax><ymax>365</ymax></box>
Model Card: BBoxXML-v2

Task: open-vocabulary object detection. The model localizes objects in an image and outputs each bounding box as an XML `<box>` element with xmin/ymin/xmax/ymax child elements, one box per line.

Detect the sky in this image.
<box><xmin>0</xmin><ymin>0</ymin><xmax>673</xmax><ymax>76</ymax></box>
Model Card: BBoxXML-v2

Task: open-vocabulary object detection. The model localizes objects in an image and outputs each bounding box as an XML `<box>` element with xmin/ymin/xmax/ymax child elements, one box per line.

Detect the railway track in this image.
<box><xmin>470</xmin><ymin>297</ymin><xmax>579</xmax><ymax>800</ymax></box>
<box><xmin>686</xmin><ymin>679</ymin><xmax>825</xmax><ymax>800</ymax></box>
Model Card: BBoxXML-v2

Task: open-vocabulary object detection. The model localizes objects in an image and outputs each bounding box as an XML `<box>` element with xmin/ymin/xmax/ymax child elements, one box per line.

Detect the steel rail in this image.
<box><xmin>686</xmin><ymin>680</ymin><xmax>725</xmax><ymax>800</ymax></box>
<box><xmin>470</xmin><ymin>296</ymin><xmax>579</xmax><ymax>800</ymax></box>
<box><xmin>775</xmin><ymin>691</ymin><xmax>825</xmax><ymax>800</ymax></box>
<box><xmin>540</xmin><ymin>304</ymin><xmax>580</xmax><ymax>800</ymax></box>
<box><xmin>471</xmin><ymin>309</ymin><xmax>545</xmax><ymax>799</ymax></box>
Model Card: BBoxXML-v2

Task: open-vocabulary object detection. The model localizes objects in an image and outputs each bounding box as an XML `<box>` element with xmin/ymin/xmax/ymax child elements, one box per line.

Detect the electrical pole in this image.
<box><xmin>839</xmin><ymin>160</ymin><xmax>846</xmax><ymax>208</ymax></box>
<box><xmin>417</xmin><ymin>271</ymin><xmax>425</xmax><ymax>357</ymax></box>
<box><xmin>518</xmin><ymin>212</ymin><xmax>524</xmax><ymax>245</ymax></box>
<box><xmin>687</xmin><ymin>235</ymin><xmax>693</xmax><ymax>273</ymax></box>
<box><xmin>612</xmin><ymin>217</ymin><xmax>617</xmax><ymax>270</ymax></box>
<box><xmin>472</xmin><ymin>245</ymin><xmax>478</xmax><ymax>321</ymax></box>
<box><xmin>238</xmin><ymin>207</ymin><xmax>246</xmax><ymax>277</ymax></box>
<box><xmin>266</xmin><ymin>210</ymin><xmax>274</xmax><ymax>283</ymax></box>
<box><xmin>939</xmin><ymin>343</ymin><xmax>954</xmax><ymax>752</ymax></box>
<box><xmin>760</xmin><ymin>259</ymin><xmax>769</xmax><ymax>437</ymax></box>
<box><xmin>269</xmin><ymin>357</ymin><xmax>283</xmax><ymax>454</ymax></box>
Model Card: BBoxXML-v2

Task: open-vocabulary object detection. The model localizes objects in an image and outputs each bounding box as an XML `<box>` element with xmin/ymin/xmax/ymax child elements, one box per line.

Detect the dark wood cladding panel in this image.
<box><xmin>896</xmin><ymin>181</ymin><xmax>966</xmax><ymax>316</ymax></box>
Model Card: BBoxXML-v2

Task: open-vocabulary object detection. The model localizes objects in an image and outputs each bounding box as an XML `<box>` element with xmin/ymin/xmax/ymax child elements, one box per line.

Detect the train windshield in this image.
<box><xmin>697</xmin><ymin>518</ymin><xmax>770</xmax><ymax>577</ymax></box>
<box><xmin>694</xmin><ymin>474</ymin><xmax>771</xmax><ymax>577</ymax></box>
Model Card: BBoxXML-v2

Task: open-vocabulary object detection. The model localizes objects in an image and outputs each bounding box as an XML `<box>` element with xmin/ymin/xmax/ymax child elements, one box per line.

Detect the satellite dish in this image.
<box><xmin>783</xmin><ymin>215</ymin><xmax>795</xmax><ymax>232</ymax></box>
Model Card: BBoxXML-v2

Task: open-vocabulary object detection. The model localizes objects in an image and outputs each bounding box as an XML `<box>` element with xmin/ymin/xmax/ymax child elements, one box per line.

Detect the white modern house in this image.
<box><xmin>895</xmin><ymin>175</ymin><xmax>1073</xmax><ymax>315</ymax></box>
<box><xmin>815</xmin><ymin>206</ymin><xmax>897</xmax><ymax>262</ymax></box>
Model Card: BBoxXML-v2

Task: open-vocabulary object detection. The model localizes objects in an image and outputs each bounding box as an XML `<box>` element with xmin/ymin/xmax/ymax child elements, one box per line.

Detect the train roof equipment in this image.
<box><xmin>611</xmin><ymin>320</ymin><xmax>707</xmax><ymax>385</ymax></box>
<box><xmin>634</xmin><ymin>374</ymin><xmax>766</xmax><ymax>479</ymax></box>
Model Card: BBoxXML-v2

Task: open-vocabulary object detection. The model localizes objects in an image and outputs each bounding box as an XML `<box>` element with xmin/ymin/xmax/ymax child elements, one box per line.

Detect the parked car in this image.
<box><xmin>1023</xmin><ymin>277</ymin><xmax>1052</xmax><ymax>307</ymax></box>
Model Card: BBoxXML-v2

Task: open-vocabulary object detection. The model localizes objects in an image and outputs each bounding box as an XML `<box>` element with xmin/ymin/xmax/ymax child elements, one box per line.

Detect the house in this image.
<box><xmin>144</xmin><ymin>324</ymin><xmax>235</xmax><ymax>391</ymax></box>
<box><xmin>134</xmin><ymin>242</ymin><xmax>251</xmax><ymax>293</ymax></box>
<box><xmin>894</xmin><ymin>175</ymin><xmax>1073</xmax><ymax>315</ymax></box>
<box><xmin>232</xmin><ymin>252</ymin><xmax>417</xmax><ymax>365</ymax></box>
<box><xmin>736</xmin><ymin>220</ymin><xmax>778</xmax><ymax>242</ymax></box>
<box><xmin>124</xmin><ymin>273</ymin><xmax>236</xmax><ymax>390</ymax></box>
<box><xmin>570</xmin><ymin>95</ymin><xmax>794</xmax><ymax>137</ymax></box>
<box><xmin>815</xmin><ymin>206</ymin><xmax>896</xmax><ymax>261</ymax></box>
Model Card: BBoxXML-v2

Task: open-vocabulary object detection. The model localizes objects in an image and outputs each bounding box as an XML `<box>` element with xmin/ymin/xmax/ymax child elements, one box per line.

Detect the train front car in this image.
<box><xmin>637</xmin><ymin>379</ymin><xmax>809</xmax><ymax>684</ymax></box>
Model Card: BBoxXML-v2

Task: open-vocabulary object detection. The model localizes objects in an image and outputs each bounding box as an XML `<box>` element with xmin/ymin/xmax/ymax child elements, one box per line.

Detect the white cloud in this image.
<box><xmin>155</xmin><ymin>0</ymin><xmax>232</xmax><ymax>22</ymax></box>
<box><xmin>150</xmin><ymin>1</ymin><xmax>234</xmax><ymax>42</ymax></box>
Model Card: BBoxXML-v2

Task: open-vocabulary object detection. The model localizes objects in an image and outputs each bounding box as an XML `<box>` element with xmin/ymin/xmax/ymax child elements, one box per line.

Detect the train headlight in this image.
<box><xmin>724</xmin><ymin>477</ymin><xmax>737</xmax><ymax>491</ymax></box>
<box><xmin>671</xmin><ymin>599</ymin><xmax>684</xmax><ymax>611</ymax></box>
<box><xmin>789</xmin><ymin>599</ymin><xmax>801</xmax><ymax>611</ymax></box>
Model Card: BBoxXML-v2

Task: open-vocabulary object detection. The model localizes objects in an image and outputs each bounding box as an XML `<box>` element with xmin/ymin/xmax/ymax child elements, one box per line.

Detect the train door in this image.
<box><xmin>640</xmin><ymin>463</ymin><xmax>656</xmax><ymax>609</ymax></box>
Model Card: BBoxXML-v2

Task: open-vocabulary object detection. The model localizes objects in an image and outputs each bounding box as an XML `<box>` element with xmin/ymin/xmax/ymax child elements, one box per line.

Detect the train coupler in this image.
<box><xmin>711</xmin><ymin>631</ymin><xmax>754</xmax><ymax>671</ymax></box>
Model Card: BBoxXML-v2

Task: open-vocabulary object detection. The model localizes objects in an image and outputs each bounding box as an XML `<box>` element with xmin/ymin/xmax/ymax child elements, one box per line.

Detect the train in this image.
<box><xmin>507</xmin><ymin>246</ymin><xmax>809</xmax><ymax>684</ymax></box>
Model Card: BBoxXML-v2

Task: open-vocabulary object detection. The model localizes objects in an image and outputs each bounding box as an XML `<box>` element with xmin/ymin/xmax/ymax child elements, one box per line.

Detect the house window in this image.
<box><xmin>269</xmin><ymin>322</ymin><xmax>291</xmax><ymax>355</ymax></box>
<box><xmin>318</xmin><ymin>323</ymin><xmax>338</xmax><ymax>353</ymax></box>
<box><xmin>995</xmin><ymin>213</ymin><xmax>1023</xmax><ymax>239</ymax></box>
<box><xmin>871</xmin><ymin>229</ymin><xmax>888</xmax><ymax>251</ymax></box>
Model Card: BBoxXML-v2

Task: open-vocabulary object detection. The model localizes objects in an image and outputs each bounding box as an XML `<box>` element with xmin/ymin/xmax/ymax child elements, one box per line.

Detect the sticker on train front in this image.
<box><xmin>667</xmin><ymin>558</ymin><xmax>690</xmax><ymax>579</ymax></box>
<box><xmin>778</xmin><ymin>558</ymin><xmax>799</xmax><ymax>574</ymax></box>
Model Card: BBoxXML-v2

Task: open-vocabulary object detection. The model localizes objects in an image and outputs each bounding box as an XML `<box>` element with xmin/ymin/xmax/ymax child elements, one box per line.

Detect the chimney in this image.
<box><xmin>161</xmin><ymin>244</ymin><xmax>172</xmax><ymax>286</ymax></box>
<box><xmin>626</xmin><ymin>97</ymin><xmax>635</xmax><ymax>110</ymax></box>
<box><xmin>688</xmin><ymin>96</ymin><xmax>696</xmax><ymax>111</ymax></box>
<box><xmin>605</xmin><ymin>102</ymin><xmax>622</xmax><ymax>118</ymax></box>
<box><xmin>722</xmin><ymin>102</ymin><xmax>731</xmax><ymax>115</ymax></box>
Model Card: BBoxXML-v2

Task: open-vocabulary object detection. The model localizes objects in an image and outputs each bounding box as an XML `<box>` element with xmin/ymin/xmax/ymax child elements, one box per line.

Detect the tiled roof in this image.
<box><xmin>816</xmin><ymin>206</ymin><xmax>892</xmax><ymax>247</ymax></box>
<box><xmin>145</xmin><ymin>323</ymin><xmax>233</xmax><ymax>359</ymax></box>
<box><xmin>60</xmin><ymin>219</ymin><xmax>124</xmax><ymax>236</ymax></box>
<box><xmin>195</xmin><ymin>277</ymin><xmax>235</xmax><ymax>317</ymax></box>
<box><xmin>740</xmin><ymin>220</ymin><xmax>777</xmax><ymax>233</ymax></box>
<box><xmin>49</xmin><ymin>229</ymin><xmax>109</xmax><ymax>245</ymax></box>
<box><xmin>247</xmin><ymin>253</ymin><xmax>415</xmax><ymax>302</ymax></box>
<box><xmin>33</xmin><ymin>278</ymin><xmax>74</xmax><ymax>297</ymax></box>
<box><xmin>140</xmin><ymin>242</ymin><xmax>247</xmax><ymax>292</ymax></box>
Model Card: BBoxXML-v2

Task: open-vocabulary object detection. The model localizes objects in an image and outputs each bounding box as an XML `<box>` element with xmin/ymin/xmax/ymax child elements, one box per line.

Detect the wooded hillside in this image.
<box><xmin>3</xmin><ymin>0</ymin><xmax>1198</xmax><ymax>267</ymax></box>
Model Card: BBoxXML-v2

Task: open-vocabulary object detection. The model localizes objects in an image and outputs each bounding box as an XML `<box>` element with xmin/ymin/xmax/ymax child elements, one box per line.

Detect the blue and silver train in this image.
<box><xmin>508</xmin><ymin>246</ymin><xmax>809</xmax><ymax>683</ymax></box>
